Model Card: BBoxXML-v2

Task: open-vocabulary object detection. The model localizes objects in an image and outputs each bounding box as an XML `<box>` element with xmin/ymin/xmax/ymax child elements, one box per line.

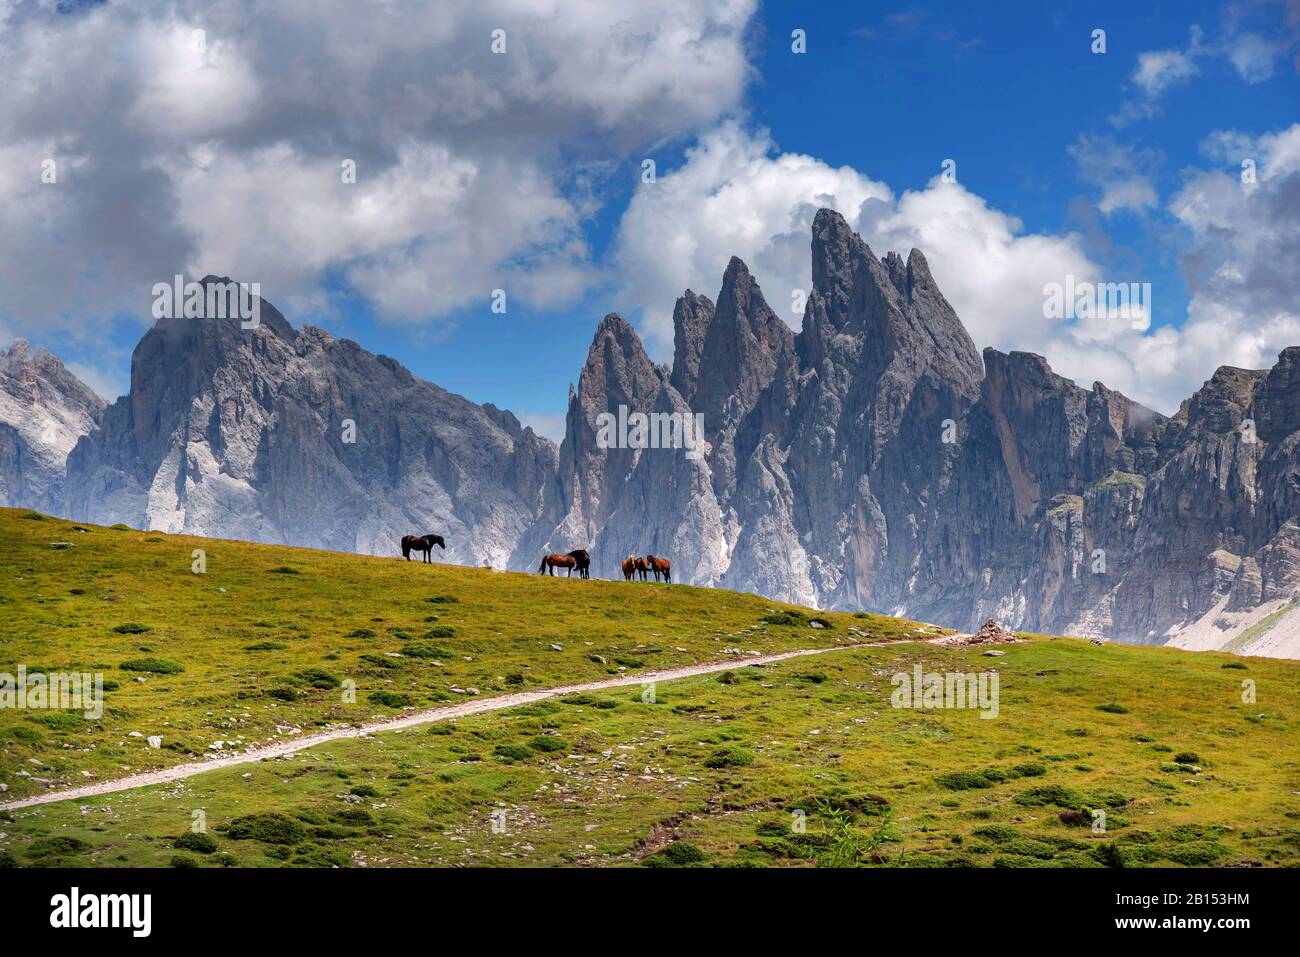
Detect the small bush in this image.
<box><xmin>0</xmin><ymin>851</ymin><xmax>15</xmax><ymax>868</ymax></box>
<box><xmin>111</xmin><ymin>622</ymin><xmax>151</xmax><ymax>634</ymax></box>
<box><xmin>170</xmin><ymin>855</ymin><xmax>200</xmax><ymax>868</ymax></box>
<box><xmin>760</xmin><ymin>611</ymin><xmax>806</xmax><ymax>627</ymax></box>
<box><xmin>972</xmin><ymin>825</ymin><xmax>1020</xmax><ymax>843</ymax></box>
<box><xmin>1014</xmin><ymin>785</ymin><xmax>1084</xmax><ymax>809</ymax></box>
<box><xmin>424</xmin><ymin>626</ymin><xmax>457</xmax><ymax>639</ymax></box>
<box><xmin>494</xmin><ymin>744</ymin><xmax>533</xmax><ymax>762</ymax></box>
<box><xmin>119</xmin><ymin>657</ymin><xmax>183</xmax><ymax>674</ymax></box>
<box><xmin>334</xmin><ymin>808</ymin><xmax>374</xmax><ymax>826</ymax></box>
<box><xmin>294</xmin><ymin>668</ymin><xmax>340</xmax><ymax>689</ymax></box>
<box><xmin>270</xmin><ymin>566</ymin><xmax>301</xmax><ymax>575</ymax></box>
<box><xmin>1096</xmin><ymin>703</ymin><xmax>1130</xmax><ymax>714</ymax></box>
<box><xmin>1162</xmin><ymin>841</ymin><xmax>1227</xmax><ymax>866</ymax></box>
<box><xmin>359</xmin><ymin>654</ymin><xmax>401</xmax><ymax>670</ymax></box>
<box><xmin>704</xmin><ymin>747</ymin><xmax>754</xmax><ymax>769</ymax></box>
<box><xmin>718</xmin><ymin>671</ymin><xmax>739</xmax><ymax>685</ymax></box>
<box><xmin>529</xmin><ymin>735</ymin><xmax>567</xmax><ymax>753</ymax></box>
<box><xmin>424</xmin><ymin>595</ymin><xmax>459</xmax><ymax>604</ymax></box>
<box><xmin>643</xmin><ymin>842</ymin><xmax>705</xmax><ymax>867</ymax></box>
<box><xmin>343</xmin><ymin>628</ymin><xmax>375</xmax><ymax>639</ymax></box>
<box><xmin>245</xmin><ymin>641</ymin><xmax>287</xmax><ymax>651</ymax></box>
<box><xmin>27</xmin><ymin>836</ymin><xmax>89</xmax><ymax>859</ymax></box>
<box><xmin>174</xmin><ymin>832</ymin><xmax>218</xmax><ymax>854</ymax></box>
<box><xmin>1172</xmin><ymin>751</ymin><xmax>1201</xmax><ymax>765</ymax></box>
<box><xmin>268</xmin><ymin>686</ymin><xmax>299</xmax><ymax>702</ymax></box>
<box><xmin>368</xmin><ymin>690</ymin><xmax>410</xmax><ymax>708</ymax></box>
<box><xmin>225</xmin><ymin>813</ymin><xmax>307</xmax><ymax>845</ymax></box>
<box><xmin>935</xmin><ymin>771</ymin><xmax>993</xmax><ymax>791</ymax></box>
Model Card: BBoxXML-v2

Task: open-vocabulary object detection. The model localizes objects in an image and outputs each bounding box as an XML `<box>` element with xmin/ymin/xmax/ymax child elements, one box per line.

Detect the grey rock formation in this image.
<box><xmin>64</xmin><ymin>278</ymin><xmax>555</xmax><ymax>568</ymax></box>
<box><xmin>0</xmin><ymin>339</ymin><xmax>105</xmax><ymax>512</ymax></box>
<box><xmin>518</xmin><ymin>208</ymin><xmax>1300</xmax><ymax>657</ymax></box>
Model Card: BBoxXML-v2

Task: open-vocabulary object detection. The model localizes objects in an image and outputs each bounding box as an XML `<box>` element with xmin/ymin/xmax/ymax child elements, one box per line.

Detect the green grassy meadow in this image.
<box><xmin>1</xmin><ymin>508</ymin><xmax>1297</xmax><ymax>868</ymax></box>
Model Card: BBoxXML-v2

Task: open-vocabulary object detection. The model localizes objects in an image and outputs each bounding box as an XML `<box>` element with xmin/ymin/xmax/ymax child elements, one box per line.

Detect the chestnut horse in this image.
<box><xmin>621</xmin><ymin>555</ymin><xmax>637</xmax><ymax>580</ymax></box>
<box><xmin>646</xmin><ymin>554</ymin><xmax>671</xmax><ymax>583</ymax></box>
<box><xmin>539</xmin><ymin>553</ymin><xmax>578</xmax><ymax>576</ymax></box>
<box><xmin>401</xmin><ymin>534</ymin><xmax>445</xmax><ymax>563</ymax></box>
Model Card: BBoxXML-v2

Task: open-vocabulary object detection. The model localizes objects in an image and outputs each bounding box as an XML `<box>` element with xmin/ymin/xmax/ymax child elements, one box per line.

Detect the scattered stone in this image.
<box><xmin>48</xmin><ymin>542</ymin><xmax>74</xmax><ymax>549</ymax></box>
<box><xmin>550</xmin><ymin>643</ymin><xmax>563</xmax><ymax>651</ymax></box>
<box><xmin>147</xmin><ymin>735</ymin><xmax>162</xmax><ymax>749</ymax></box>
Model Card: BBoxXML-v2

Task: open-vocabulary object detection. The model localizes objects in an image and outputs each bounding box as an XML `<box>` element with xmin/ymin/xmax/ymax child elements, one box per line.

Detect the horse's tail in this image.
<box><xmin>538</xmin><ymin>557</ymin><xmax>547</xmax><ymax>573</ymax></box>
<box><xmin>401</xmin><ymin>539</ymin><xmax>410</xmax><ymax>558</ymax></box>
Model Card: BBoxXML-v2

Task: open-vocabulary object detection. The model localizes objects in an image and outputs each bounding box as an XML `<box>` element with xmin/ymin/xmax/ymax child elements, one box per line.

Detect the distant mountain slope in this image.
<box><xmin>0</xmin><ymin>339</ymin><xmax>105</xmax><ymax>513</ymax></box>
<box><xmin>63</xmin><ymin>278</ymin><xmax>556</xmax><ymax>569</ymax></box>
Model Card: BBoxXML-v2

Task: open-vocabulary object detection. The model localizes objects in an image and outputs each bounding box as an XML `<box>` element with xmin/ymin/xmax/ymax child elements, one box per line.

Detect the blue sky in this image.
<box><xmin>3</xmin><ymin>0</ymin><xmax>1298</xmax><ymax>437</ymax></box>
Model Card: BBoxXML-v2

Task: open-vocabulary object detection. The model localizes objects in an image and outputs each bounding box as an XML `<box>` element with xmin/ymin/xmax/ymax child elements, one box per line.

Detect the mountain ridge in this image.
<box><xmin>5</xmin><ymin>217</ymin><xmax>1300</xmax><ymax>656</ymax></box>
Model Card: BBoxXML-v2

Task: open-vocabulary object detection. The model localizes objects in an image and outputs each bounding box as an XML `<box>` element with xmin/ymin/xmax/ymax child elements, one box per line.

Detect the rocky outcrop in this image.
<box><xmin>64</xmin><ymin>278</ymin><xmax>555</xmax><ymax>569</ymax></box>
<box><xmin>0</xmin><ymin>339</ymin><xmax>105</xmax><ymax>513</ymax></box>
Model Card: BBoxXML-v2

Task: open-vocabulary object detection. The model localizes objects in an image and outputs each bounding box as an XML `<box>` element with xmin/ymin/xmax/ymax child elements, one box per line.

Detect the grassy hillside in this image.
<box><xmin>0</xmin><ymin>508</ymin><xmax>931</xmax><ymax>801</ymax></box>
<box><xmin>2</xmin><ymin>508</ymin><xmax>1297</xmax><ymax>869</ymax></box>
<box><xmin>3</xmin><ymin>637</ymin><xmax>1298</xmax><ymax>868</ymax></box>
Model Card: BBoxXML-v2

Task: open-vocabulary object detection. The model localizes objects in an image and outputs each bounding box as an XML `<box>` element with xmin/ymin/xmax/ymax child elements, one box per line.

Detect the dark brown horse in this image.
<box><xmin>539</xmin><ymin>553</ymin><xmax>578</xmax><ymax>576</ymax></box>
<box><xmin>401</xmin><ymin>534</ymin><xmax>445</xmax><ymax>563</ymax></box>
<box><xmin>633</xmin><ymin>556</ymin><xmax>649</xmax><ymax>581</ymax></box>
<box><xmin>567</xmin><ymin>549</ymin><xmax>591</xmax><ymax>579</ymax></box>
<box><xmin>646</xmin><ymin>554</ymin><xmax>671</xmax><ymax>583</ymax></box>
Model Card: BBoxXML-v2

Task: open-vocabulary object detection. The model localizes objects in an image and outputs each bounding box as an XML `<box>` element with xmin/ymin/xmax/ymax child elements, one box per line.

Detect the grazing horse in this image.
<box><xmin>647</xmin><ymin>554</ymin><xmax>671</xmax><ymax>583</ymax></box>
<box><xmin>401</xmin><ymin>534</ymin><xmax>445</xmax><ymax>563</ymax></box>
<box><xmin>567</xmin><ymin>549</ymin><xmax>591</xmax><ymax>580</ymax></box>
<box><xmin>539</xmin><ymin>553</ymin><xmax>578</xmax><ymax>576</ymax></box>
<box><xmin>621</xmin><ymin>555</ymin><xmax>637</xmax><ymax>580</ymax></box>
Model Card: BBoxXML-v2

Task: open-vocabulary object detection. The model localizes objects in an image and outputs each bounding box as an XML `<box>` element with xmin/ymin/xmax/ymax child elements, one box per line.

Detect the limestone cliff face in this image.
<box><xmin>0</xmin><ymin>339</ymin><xmax>105</xmax><ymax>513</ymax></box>
<box><xmin>64</xmin><ymin>278</ymin><xmax>555</xmax><ymax>569</ymax></box>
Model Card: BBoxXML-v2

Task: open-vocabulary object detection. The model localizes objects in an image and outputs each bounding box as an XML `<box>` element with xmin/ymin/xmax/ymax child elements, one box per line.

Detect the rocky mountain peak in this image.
<box><xmin>1176</xmin><ymin>365</ymin><xmax>1268</xmax><ymax>436</ymax></box>
<box><xmin>0</xmin><ymin>338</ymin><xmax>106</xmax><ymax>513</ymax></box>
<box><xmin>1255</xmin><ymin>348</ymin><xmax>1300</xmax><ymax>441</ymax></box>
<box><xmin>669</xmin><ymin>289</ymin><xmax>715</xmax><ymax>403</ymax></box>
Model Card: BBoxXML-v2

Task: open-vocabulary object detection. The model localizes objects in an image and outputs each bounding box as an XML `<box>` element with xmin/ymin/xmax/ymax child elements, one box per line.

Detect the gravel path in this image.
<box><xmin>1</xmin><ymin>639</ymin><xmax>936</xmax><ymax>811</ymax></box>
